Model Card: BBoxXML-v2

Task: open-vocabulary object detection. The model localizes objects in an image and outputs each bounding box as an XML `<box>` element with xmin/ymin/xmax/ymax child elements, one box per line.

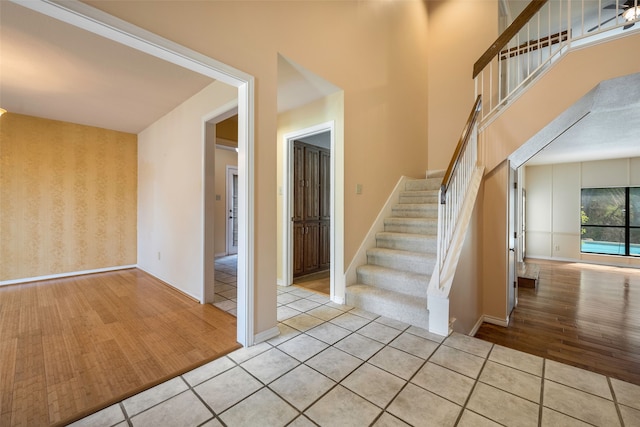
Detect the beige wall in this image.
<box><xmin>449</xmin><ymin>184</ymin><xmax>484</xmax><ymax>334</ymax></box>
<box><xmin>482</xmin><ymin>33</ymin><xmax>640</xmax><ymax>174</ymax></box>
<box><xmin>525</xmin><ymin>157</ymin><xmax>640</xmax><ymax>268</ymax></box>
<box><xmin>0</xmin><ymin>113</ymin><xmax>137</xmax><ymax>281</ymax></box>
<box><xmin>482</xmin><ymin>161</ymin><xmax>509</xmax><ymax>322</ymax></box>
<box><xmin>426</xmin><ymin>0</ymin><xmax>499</xmax><ymax>171</ymax></box>
<box><xmin>276</xmin><ymin>92</ymin><xmax>344</xmax><ymax>285</ymax></box>
<box><xmin>87</xmin><ymin>0</ymin><xmax>430</xmax><ymax>335</ymax></box>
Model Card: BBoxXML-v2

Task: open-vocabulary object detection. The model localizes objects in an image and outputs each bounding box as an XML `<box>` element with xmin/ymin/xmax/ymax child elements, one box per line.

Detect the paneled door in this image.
<box><xmin>293</xmin><ymin>141</ymin><xmax>330</xmax><ymax>277</ymax></box>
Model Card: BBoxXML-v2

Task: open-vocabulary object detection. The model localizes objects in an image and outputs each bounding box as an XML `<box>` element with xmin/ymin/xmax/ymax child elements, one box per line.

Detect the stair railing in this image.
<box><xmin>474</xmin><ymin>0</ymin><xmax>639</xmax><ymax>123</ymax></box>
<box><xmin>437</xmin><ymin>95</ymin><xmax>482</xmax><ymax>277</ymax></box>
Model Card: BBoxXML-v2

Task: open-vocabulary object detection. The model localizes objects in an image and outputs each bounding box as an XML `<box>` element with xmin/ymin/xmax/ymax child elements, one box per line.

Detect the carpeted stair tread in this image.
<box><xmin>391</xmin><ymin>204</ymin><xmax>438</xmax><ymax>218</ymax></box>
<box><xmin>404</xmin><ymin>178</ymin><xmax>442</xmax><ymax>191</ymax></box>
<box><xmin>366</xmin><ymin>247</ymin><xmax>436</xmax><ymax>275</ymax></box>
<box><xmin>356</xmin><ymin>264</ymin><xmax>429</xmax><ymax>297</ymax></box>
<box><xmin>345</xmin><ymin>284</ymin><xmax>429</xmax><ymax>329</ymax></box>
<box><xmin>375</xmin><ymin>232</ymin><xmax>437</xmax><ymax>254</ymax></box>
<box><xmin>384</xmin><ymin>217</ymin><xmax>437</xmax><ymax>235</ymax></box>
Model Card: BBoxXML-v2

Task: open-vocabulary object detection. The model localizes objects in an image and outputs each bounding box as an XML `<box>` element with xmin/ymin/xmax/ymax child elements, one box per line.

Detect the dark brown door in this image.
<box><xmin>293</xmin><ymin>140</ymin><xmax>330</xmax><ymax>278</ymax></box>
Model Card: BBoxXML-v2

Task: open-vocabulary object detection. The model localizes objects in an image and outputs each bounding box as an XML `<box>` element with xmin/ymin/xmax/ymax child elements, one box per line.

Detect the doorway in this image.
<box><xmin>26</xmin><ymin>0</ymin><xmax>255</xmax><ymax>346</ymax></box>
<box><xmin>283</xmin><ymin>123</ymin><xmax>335</xmax><ymax>297</ymax></box>
<box><xmin>227</xmin><ymin>166</ymin><xmax>239</xmax><ymax>256</ymax></box>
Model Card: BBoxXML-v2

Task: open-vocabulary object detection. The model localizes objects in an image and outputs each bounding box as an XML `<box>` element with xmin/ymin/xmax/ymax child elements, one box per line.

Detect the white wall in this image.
<box><xmin>525</xmin><ymin>157</ymin><xmax>640</xmax><ymax>268</ymax></box>
<box><xmin>137</xmin><ymin>81</ymin><xmax>237</xmax><ymax>300</ymax></box>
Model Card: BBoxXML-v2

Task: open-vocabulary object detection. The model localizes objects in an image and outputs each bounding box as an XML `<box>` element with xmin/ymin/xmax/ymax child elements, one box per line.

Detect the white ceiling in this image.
<box><xmin>0</xmin><ymin>1</ymin><xmax>214</xmax><ymax>134</ymax></box>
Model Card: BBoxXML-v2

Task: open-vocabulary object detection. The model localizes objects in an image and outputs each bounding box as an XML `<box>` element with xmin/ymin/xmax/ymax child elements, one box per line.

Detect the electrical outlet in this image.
<box><xmin>554</xmin><ymin>245</ymin><xmax>560</xmax><ymax>251</ymax></box>
<box><xmin>158</xmin><ymin>251</ymin><xmax>161</xmax><ymax>260</ymax></box>
<box><xmin>356</xmin><ymin>184</ymin><xmax>363</xmax><ymax>194</ymax></box>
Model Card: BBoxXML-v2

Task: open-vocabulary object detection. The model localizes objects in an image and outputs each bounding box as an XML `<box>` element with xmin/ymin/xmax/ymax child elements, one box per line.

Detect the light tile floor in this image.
<box><xmin>212</xmin><ymin>255</ymin><xmax>238</xmax><ymax>316</ymax></box>
<box><xmin>70</xmin><ymin>283</ymin><xmax>640</xmax><ymax>427</ymax></box>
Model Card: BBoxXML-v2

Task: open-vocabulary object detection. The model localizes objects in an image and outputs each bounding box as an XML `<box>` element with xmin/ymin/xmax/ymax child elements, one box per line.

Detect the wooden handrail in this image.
<box><xmin>473</xmin><ymin>0</ymin><xmax>549</xmax><ymax>78</ymax></box>
<box><xmin>440</xmin><ymin>95</ymin><xmax>482</xmax><ymax>204</ymax></box>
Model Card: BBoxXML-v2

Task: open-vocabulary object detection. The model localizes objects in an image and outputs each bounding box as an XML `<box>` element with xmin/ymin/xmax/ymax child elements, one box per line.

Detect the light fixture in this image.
<box><xmin>623</xmin><ymin>5</ymin><xmax>640</xmax><ymax>21</ymax></box>
<box><xmin>0</xmin><ymin>108</ymin><xmax>6</xmax><ymax>117</ymax></box>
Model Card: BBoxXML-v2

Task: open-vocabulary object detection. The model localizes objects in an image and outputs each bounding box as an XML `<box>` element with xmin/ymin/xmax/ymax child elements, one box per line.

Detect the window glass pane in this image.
<box><xmin>581</xmin><ymin>226</ymin><xmax>625</xmax><ymax>255</ymax></box>
<box><xmin>631</xmin><ymin>187</ymin><xmax>640</xmax><ymax>227</ymax></box>
<box><xmin>581</xmin><ymin>188</ymin><xmax>625</xmax><ymax>226</ymax></box>
<box><xmin>631</xmin><ymin>228</ymin><xmax>640</xmax><ymax>256</ymax></box>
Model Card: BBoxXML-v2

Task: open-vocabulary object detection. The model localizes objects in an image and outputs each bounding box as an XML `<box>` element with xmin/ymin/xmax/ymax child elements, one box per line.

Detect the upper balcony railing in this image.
<box><xmin>474</xmin><ymin>0</ymin><xmax>640</xmax><ymax>124</ymax></box>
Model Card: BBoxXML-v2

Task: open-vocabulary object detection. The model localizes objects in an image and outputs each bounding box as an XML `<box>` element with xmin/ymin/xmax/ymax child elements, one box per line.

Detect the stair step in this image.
<box><xmin>366</xmin><ymin>248</ymin><xmax>436</xmax><ymax>275</ymax></box>
<box><xmin>356</xmin><ymin>264</ymin><xmax>429</xmax><ymax>298</ymax></box>
<box><xmin>391</xmin><ymin>203</ymin><xmax>438</xmax><ymax>219</ymax></box>
<box><xmin>376</xmin><ymin>232</ymin><xmax>436</xmax><ymax>254</ymax></box>
<box><xmin>404</xmin><ymin>178</ymin><xmax>441</xmax><ymax>192</ymax></box>
<box><xmin>427</xmin><ymin>169</ymin><xmax>446</xmax><ymax>179</ymax></box>
<box><xmin>345</xmin><ymin>284</ymin><xmax>429</xmax><ymax>329</ymax></box>
<box><xmin>399</xmin><ymin>190</ymin><xmax>439</xmax><ymax>204</ymax></box>
<box><xmin>384</xmin><ymin>217</ymin><xmax>437</xmax><ymax>235</ymax></box>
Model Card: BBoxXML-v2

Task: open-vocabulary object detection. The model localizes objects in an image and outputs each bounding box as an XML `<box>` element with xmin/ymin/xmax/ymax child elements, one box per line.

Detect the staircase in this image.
<box><xmin>345</xmin><ymin>172</ymin><xmax>443</xmax><ymax>329</ymax></box>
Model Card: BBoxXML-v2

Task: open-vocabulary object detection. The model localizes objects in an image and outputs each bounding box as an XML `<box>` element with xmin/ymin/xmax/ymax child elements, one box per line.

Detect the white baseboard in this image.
<box><xmin>469</xmin><ymin>316</ymin><xmax>485</xmax><ymax>336</ymax></box>
<box><xmin>254</xmin><ymin>326</ymin><xmax>280</xmax><ymax>344</ymax></box>
<box><xmin>136</xmin><ymin>266</ymin><xmax>201</xmax><ymax>301</ymax></box>
<box><xmin>331</xmin><ymin>294</ymin><xmax>345</xmax><ymax>305</ymax></box>
<box><xmin>482</xmin><ymin>315</ymin><xmax>509</xmax><ymax>328</ymax></box>
<box><xmin>0</xmin><ymin>265</ymin><xmax>137</xmax><ymax>287</ymax></box>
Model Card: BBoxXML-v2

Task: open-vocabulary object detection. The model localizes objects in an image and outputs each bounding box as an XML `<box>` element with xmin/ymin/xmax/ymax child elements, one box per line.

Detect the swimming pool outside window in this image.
<box><xmin>581</xmin><ymin>187</ymin><xmax>640</xmax><ymax>256</ymax></box>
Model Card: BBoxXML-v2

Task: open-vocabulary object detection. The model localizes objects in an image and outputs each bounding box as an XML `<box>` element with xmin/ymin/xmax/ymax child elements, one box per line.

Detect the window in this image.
<box><xmin>581</xmin><ymin>187</ymin><xmax>640</xmax><ymax>256</ymax></box>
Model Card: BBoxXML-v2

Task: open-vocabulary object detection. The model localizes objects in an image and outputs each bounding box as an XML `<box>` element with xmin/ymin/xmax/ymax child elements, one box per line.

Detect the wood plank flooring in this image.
<box><xmin>475</xmin><ymin>259</ymin><xmax>640</xmax><ymax>386</ymax></box>
<box><xmin>294</xmin><ymin>271</ymin><xmax>330</xmax><ymax>295</ymax></box>
<box><xmin>0</xmin><ymin>269</ymin><xmax>239</xmax><ymax>427</ymax></box>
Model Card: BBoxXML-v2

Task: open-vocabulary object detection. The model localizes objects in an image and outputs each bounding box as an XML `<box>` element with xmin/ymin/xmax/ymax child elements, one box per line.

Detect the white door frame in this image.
<box><xmin>282</xmin><ymin>122</ymin><xmax>343</xmax><ymax>302</ymax></box>
<box><xmin>226</xmin><ymin>166</ymin><xmax>239</xmax><ymax>255</ymax></box>
<box><xmin>508</xmin><ymin>163</ymin><xmax>518</xmax><ymax>315</ymax></box>
<box><xmin>22</xmin><ymin>0</ymin><xmax>256</xmax><ymax>346</ymax></box>
<box><xmin>203</xmin><ymin>104</ymin><xmax>237</xmax><ymax>305</ymax></box>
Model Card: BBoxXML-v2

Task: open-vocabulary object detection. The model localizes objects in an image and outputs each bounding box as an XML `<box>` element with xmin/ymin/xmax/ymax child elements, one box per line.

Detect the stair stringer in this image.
<box><xmin>427</xmin><ymin>165</ymin><xmax>484</xmax><ymax>336</ymax></box>
<box><xmin>344</xmin><ymin>176</ymin><xmax>412</xmax><ymax>288</ymax></box>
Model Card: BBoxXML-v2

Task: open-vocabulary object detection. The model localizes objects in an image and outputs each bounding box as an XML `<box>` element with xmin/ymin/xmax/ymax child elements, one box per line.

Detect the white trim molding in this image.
<box><xmin>282</xmin><ymin>122</ymin><xmax>343</xmax><ymax>302</ymax></box>
<box><xmin>482</xmin><ymin>315</ymin><xmax>510</xmax><ymax>328</ymax></box>
<box><xmin>16</xmin><ymin>0</ymin><xmax>256</xmax><ymax>347</ymax></box>
<box><xmin>0</xmin><ymin>265</ymin><xmax>137</xmax><ymax>287</ymax></box>
<box><xmin>253</xmin><ymin>326</ymin><xmax>280</xmax><ymax>344</ymax></box>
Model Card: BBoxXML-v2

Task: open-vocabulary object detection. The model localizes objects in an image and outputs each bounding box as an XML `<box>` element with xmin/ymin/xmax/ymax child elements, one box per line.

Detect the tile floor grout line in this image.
<box><xmin>608</xmin><ymin>376</ymin><xmax>626</xmax><ymax>427</ymax></box>
<box><xmin>118</xmin><ymin>402</ymin><xmax>133</xmax><ymax>427</ymax></box>
<box><xmin>538</xmin><ymin>358</ymin><xmax>545</xmax><ymax>427</ymax></box>
<box><xmin>180</xmin><ymin>368</ymin><xmax>224</xmax><ymax>426</ymax></box>
<box><xmin>452</xmin><ymin>342</ymin><xmax>494</xmax><ymax>426</ymax></box>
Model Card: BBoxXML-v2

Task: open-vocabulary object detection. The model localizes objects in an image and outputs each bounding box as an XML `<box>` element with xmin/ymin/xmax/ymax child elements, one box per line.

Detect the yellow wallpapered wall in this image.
<box><xmin>0</xmin><ymin>113</ymin><xmax>137</xmax><ymax>281</ymax></box>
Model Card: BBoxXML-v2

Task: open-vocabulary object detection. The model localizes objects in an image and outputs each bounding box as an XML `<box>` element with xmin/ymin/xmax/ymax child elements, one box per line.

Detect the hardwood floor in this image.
<box><xmin>475</xmin><ymin>259</ymin><xmax>640</xmax><ymax>386</ymax></box>
<box><xmin>294</xmin><ymin>270</ymin><xmax>330</xmax><ymax>295</ymax></box>
<box><xmin>0</xmin><ymin>269</ymin><xmax>239</xmax><ymax>427</ymax></box>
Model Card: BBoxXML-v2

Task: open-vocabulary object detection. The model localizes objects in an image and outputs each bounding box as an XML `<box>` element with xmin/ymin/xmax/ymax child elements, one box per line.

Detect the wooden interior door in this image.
<box><xmin>293</xmin><ymin>140</ymin><xmax>330</xmax><ymax>278</ymax></box>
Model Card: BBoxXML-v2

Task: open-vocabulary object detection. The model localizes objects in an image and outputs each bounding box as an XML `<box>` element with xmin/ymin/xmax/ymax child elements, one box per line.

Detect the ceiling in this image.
<box><xmin>1</xmin><ymin>2</ymin><xmax>340</xmax><ymax>135</ymax></box>
<box><xmin>1</xmin><ymin>1</ymin><xmax>638</xmax><ymax>165</ymax></box>
<box><xmin>0</xmin><ymin>1</ymin><xmax>216</xmax><ymax>134</ymax></box>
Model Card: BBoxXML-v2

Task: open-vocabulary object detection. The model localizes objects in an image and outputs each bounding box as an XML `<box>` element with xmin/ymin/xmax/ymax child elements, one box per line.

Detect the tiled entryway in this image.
<box><xmin>212</xmin><ymin>255</ymin><xmax>238</xmax><ymax>316</ymax></box>
<box><xmin>71</xmin><ymin>285</ymin><xmax>640</xmax><ymax>427</ymax></box>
